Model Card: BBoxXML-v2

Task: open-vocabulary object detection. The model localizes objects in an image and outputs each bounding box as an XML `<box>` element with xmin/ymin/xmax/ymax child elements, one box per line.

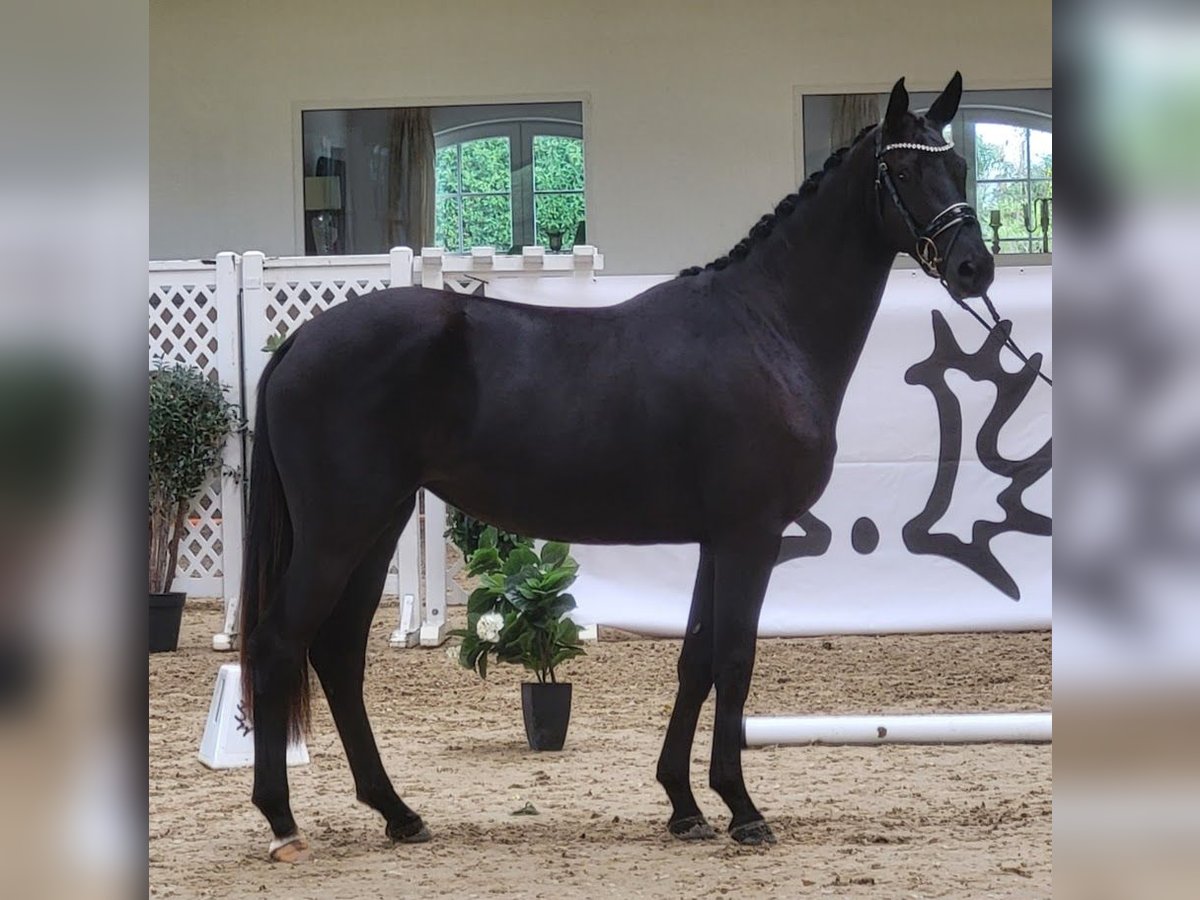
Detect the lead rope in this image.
<box><xmin>980</xmin><ymin>290</ymin><xmax>1052</xmax><ymax>386</ymax></box>
<box><xmin>929</xmin><ymin>208</ymin><xmax>1053</xmax><ymax>387</ymax></box>
<box><xmin>940</xmin><ymin>279</ymin><xmax>1054</xmax><ymax>387</ymax></box>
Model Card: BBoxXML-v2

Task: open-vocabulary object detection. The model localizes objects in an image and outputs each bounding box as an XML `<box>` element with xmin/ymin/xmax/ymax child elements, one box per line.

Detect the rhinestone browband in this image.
<box><xmin>879</xmin><ymin>139</ymin><xmax>956</xmax><ymax>154</ymax></box>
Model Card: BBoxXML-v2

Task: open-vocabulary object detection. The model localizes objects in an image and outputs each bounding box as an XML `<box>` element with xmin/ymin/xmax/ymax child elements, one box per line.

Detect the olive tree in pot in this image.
<box><xmin>451</xmin><ymin>528</ymin><xmax>586</xmax><ymax>750</ymax></box>
<box><xmin>148</xmin><ymin>362</ymin><xmax>239</xmax><ymax>652</ymax></box>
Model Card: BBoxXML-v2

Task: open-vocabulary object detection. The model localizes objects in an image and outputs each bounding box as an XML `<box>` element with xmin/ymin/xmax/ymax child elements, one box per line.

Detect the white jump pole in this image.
<box><xmin>743</xmin><ymin>712</ymin><xmax>1051</xmax><ymax>747</ymax></box>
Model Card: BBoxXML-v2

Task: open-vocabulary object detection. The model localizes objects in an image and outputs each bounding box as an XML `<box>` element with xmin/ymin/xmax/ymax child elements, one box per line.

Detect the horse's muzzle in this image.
<box><xmin>946</xmin><ymin>247</ymin><xmax>995</xmax><ymax>299</ymax></box>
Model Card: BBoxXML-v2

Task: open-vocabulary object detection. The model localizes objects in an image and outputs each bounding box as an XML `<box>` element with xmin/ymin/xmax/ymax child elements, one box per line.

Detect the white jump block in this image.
<box><xmin>389</xmin><ymin>594</ymin><xmax>421</xmax><ymax>648</ymax></box>
<box><xmin>212</xmin><ymin>594</ymin><xmax>240</xmax><ymax>651</ymax></box>
<box><xmin>419</xmin><ymin>621</ymin><xmax>448</xmax><ymax>647</ymax></box>
<box><xmin>199</xmin><ymin>663</ymin><xmax>310</xmax><ymax>769</ymax></box>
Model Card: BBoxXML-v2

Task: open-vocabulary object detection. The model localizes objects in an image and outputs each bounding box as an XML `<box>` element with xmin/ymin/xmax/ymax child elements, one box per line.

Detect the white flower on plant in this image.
<box><xmin>476</xmin><ymin>611</ymin><xmax>504</xmax><ymax>642</ymax></box>
<box><xmin>445</xmin><ymin>644</ymin><xmax>460</xmax><ymax>664</ymax></box>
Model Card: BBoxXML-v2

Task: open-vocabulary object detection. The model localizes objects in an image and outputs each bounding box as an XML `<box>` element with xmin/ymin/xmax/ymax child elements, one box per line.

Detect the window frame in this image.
<box><xmin>531</xmin><ymin>130</ymin><xmax>587</xmax><ymax>249</ymax></box>
<box><xmin>795</xmin><ymin>83</ymin><xmax>1052</xmax><ymax>268</ymax></box>
<box><xmin>291</xmin><ymin>94</ymin><xmax>590</xmax><ymax>256</ymax></box>
<box><xmin>434</xmin><ymin>117</ymin><xmax>585</xmax><ymax>253</ymax></box>
<box><xmin>435</xmin><ymin>129</ymin><xmax>517</xmax><ymax>254</ymax></box>
<box><xmin>936</xmin><ymin>106</ymin><xmax>1052</xmax><ymax>258</ymax></box>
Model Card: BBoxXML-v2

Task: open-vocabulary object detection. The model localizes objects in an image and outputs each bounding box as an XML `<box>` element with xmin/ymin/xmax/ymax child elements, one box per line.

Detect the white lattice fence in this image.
<box><xmin>240</xmin><ymin>250</ymin><xmax>408</xmax><ymax>616</ymax></box>
<box><xmin>148</xmin><ymin>255</ymin><xmax>244</xmax><ymax>600</ymax></box>
<box><xmin>262</xmin><ymin>264</ymin><xmax>392</xmax><ymax>341</ymax></box>
<box><xmin>149</xmin><ymin>245</ymin><xmax>603</xmax><ymax>651</ymax></box>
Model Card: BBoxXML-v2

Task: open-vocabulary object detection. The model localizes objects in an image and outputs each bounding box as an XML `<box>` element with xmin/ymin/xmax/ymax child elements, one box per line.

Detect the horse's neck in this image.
<box><xmin>740</xmin><ymin>153</ymin><xmax>895</xmax><ymax>409</ymax></box>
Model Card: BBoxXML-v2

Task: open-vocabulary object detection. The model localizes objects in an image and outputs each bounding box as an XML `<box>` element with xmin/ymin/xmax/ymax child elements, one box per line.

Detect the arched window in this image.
<box><xmin>436</xmin><ymin>135</ymin><xmax>514</xmax><ymax>252</ymax></box>
<box><xmin>299</xmin><ymin>101</ymin><xmax>585</xmax><ymax>256</ymax></box>
<box><xmin>434</xmin><ymin>120</ymin><xmax>586</xmax><ymax>253</ymax></box>
<box><xmin>801</xmin><ymin>87</ymin><xmax>1052</xmax><ymax>261</ymax></box>
<box><xmin>942</xmin><ymin>108</ymin><xmax>1052</xmax><ymax>255</ymax></box>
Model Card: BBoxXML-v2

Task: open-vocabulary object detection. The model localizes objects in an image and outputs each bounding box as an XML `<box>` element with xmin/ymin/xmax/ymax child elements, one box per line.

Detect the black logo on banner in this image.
<box><xmin>774</xmin><ymin>311</ymin><xmax>1052</xmax><ymax>600</ymax></box>
<box><xmin>902</xmin><ymin>311</ymin><xmax>1051</xmax><ymax>600</ymax></box>
<box><xmin>776</xmin><ymin>511</ymin><xmax>832</xmax><ymax>563</ymax></box>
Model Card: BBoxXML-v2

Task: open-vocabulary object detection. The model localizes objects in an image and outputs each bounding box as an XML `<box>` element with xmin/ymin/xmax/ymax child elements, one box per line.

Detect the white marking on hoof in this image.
<box><xmin>268</xmin><ymin>832</ymin><xmax>310</xmax><ymax>863</ymax></box>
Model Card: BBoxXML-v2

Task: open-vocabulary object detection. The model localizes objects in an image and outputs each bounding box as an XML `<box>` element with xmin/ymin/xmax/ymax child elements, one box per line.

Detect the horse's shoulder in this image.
<box><xmin>772</xmin><ymin>377</ymin><xmax>836</xmax><ymax>450</ymax></box>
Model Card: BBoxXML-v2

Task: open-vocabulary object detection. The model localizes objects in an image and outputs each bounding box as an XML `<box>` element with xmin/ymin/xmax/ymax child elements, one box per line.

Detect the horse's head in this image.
<box><xmin>874</xmin><ymin>72</ymin><xmax>994</xmax><ymax>300</ymax></box>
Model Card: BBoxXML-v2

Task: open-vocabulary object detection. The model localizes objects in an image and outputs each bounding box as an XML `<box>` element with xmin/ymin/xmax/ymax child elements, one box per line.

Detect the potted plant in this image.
<box><xmin>148</xmin><ymin>361</ymin><xmax>239</xmax><ymax>652</ymax></box>
<box><xmin>451</xmin><ymin>528</ymin><xmax>586</xmax><ymax>750</ymax></box>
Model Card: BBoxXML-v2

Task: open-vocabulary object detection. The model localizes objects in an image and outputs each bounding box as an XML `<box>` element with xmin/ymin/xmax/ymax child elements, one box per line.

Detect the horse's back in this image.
<box><xmin>264</xmin><ymin>281</ymin><xmax>826</xmax><ymax>542</ymax></box>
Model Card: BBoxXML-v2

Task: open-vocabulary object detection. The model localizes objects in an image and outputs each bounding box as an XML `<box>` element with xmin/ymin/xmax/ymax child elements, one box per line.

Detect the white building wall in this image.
<box><xmin>150</xmin><ymin>0</ymin><xmax>1051</xmax><ymax>274</ymax></box>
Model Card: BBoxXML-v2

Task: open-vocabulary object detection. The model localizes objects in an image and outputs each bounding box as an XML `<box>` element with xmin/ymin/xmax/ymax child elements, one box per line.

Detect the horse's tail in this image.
<box><xmin>239</xmin><ymin>335</ymin><xmax>310</xmax><ymax>741</ymax></box>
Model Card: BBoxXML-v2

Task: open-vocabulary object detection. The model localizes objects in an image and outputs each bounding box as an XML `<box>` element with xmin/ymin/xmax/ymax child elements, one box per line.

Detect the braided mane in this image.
<box><xmin>679</xmin><ymin>123</ymin><xmax>878</xmax><ymax>277</ymax></box>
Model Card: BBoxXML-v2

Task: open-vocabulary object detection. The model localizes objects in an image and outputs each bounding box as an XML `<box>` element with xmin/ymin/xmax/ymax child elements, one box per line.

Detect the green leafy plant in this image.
<box><xmin>148</xmin><ymin>361</ymin><xmax>240</xmax><ymax>594</ymax></box>
<box><xmin>450</xmin><ymin>527</ymin><xmax>585</xmax><ymax>684</ymax></box>
<box><xmin>262</xmin><ymin>332</ymin><xmax>288</xmax><ymax>354</ymax></box>
<box><xmin>445</xmin><ymin>505</ymin><xmax>531</xmax><ymax>559</ymax></box>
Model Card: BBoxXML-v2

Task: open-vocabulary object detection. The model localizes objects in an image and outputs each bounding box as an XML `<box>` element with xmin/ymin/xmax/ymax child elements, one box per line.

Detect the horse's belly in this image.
<box><xmin>426</xmin><ymin>450</ymin><xmax>704</xmax><ymax>545</ymax></box>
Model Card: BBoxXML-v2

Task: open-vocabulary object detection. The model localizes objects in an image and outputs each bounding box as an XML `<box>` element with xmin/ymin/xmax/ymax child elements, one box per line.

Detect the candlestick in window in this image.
<box><xmin>1037</xmin><ymin>196</ymin><xmax>1052</xmax><ymax>253</ymax></box>
<box><xmin>988</xmin><ymin>209</ymin><xmax>1002</xmax><ymax>255</ymax></box>
<box><xmin>305</xmin><ymin>176</ymin><xmax>343</xmax><ymax>255</ymax></box>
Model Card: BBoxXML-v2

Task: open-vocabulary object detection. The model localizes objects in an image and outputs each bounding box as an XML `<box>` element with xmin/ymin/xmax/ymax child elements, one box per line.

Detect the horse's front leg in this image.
<box><xmin>656</xmin><ymin>545</ymin><xmax>717</xmax><ymax>839</ymax></box>
<box><xmin>709</xmin><ymin>530</ymin><xmax>779</xmax><ymax>845</ymax></box>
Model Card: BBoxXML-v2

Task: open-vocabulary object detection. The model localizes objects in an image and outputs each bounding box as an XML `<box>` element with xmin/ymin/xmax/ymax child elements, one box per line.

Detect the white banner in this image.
<box><xmin>488</xmin><ymin>266</ymin><xmax>1052</xmax><ymax>637</ymax></box>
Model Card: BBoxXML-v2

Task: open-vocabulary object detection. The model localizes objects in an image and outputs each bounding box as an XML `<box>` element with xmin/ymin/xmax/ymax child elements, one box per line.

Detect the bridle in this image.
<box><xmin>874</xmin><ymin>131</ymin><xmax>975</xmax><ymax>279</ymax></box>
<box><xmin>874</xmin><ymin>127</ymin><xmax>1053</xmax><ymax>387</ymax></box>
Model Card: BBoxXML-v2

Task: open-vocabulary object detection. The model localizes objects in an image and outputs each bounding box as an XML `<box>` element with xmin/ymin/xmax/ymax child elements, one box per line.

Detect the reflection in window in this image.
<box><xmin>801</xmin><ymin>88</ymin><xmax>1051</xmax><ymax>259</ymax></box>
<box><xmin>433</xmin><ymin>130</ymin><xmax>587</xmax><ymax>254</ymax></box>
<box><xmin>432</xmin><ymin>117</ymin><xmax>586</xmax><ymax>253</ymax></box>
<box><xmin>532</xmin><ymin>135</ymin><xmax>586</xmax><ymax>250</ymax></box>
<box><xmin>435</xmin><ymin>138</ymin><xmax>514</xmax><ymax>252</ymax></box>
<box><xmin>301</xmin><ymin>102</ymin><xmax>585</xmax><ymax>256</ymax></box>
<box><xmin>975</xmin><ymin>124</ymin><xmax>1052</xmax><ymax>254</ymax></box>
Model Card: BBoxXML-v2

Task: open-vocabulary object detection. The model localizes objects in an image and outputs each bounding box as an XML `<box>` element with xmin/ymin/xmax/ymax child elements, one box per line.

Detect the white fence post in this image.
<box><xmin>223</xmin><ymin>251</ymin><xmax>269</xmax><ymax>651</ymax></box>
<box><xmin>420</xmin><ymin>247</ymin><xmax>444</xmax><ymax>289</ymax></box>
<box><xmin>420</xmin><ymin>494</ymin><xmax>448</xmax><ymax>647</ymax></box>
<box><xmin>419</xmin><ymin>247</ymin><xmax>451</xmax><ymax>646</ymax></box>
<box><xmin>572</xmin><ymin>244</ymin><xmax>596</xmax><ymax>280</ymax></box>
<box><xmin>387</xmin><ymin>247</ymin><xmax>423</xmax><ymax>648</ymax></box>
<box><xmin>213</xmin><ymin>252</ymin><xmax>245</xmax><ymax>651</ymax></box>
<box><xmin>522</xmin><ymin>245</ymin><xmax>545</xmax><ymax>270</ymax></box>
<box><xmin>389</xmin><ymin>246</ymin><xmax>413</xmax><ymax>286</ymax></box>
<box><xmin>470</xmin><ymin>246</ymin><xmax>494</xmax><ymax>272</ymax></box>
<box><xmin>239</xmin><ymin>251</ymin><xmax>270</xmax><ymax>430</ymax></box>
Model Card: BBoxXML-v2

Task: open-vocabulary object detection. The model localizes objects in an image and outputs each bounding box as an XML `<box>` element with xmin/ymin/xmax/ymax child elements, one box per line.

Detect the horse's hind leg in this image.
<box><xmin>656</xmin><ymin>545</ymin><xmax>717</xmax><ymax>840</ymax></box>
<box><xmin>248</xmin><ymin>540</ymin><xmax>360</xmax><ymax>862</ymax></box>
<box><xmin>708</xmin><ymin>531</ymin><xmax>779</xmax><ymax>845</ymax></box>
<box><xmin>308</xmin><ymin>495</ymin><xmax>430</xmax><ymax>845</ymax></box>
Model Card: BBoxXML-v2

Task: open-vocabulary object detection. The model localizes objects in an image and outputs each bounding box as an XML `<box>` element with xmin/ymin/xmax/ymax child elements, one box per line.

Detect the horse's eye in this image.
<box><xmin>896</xmin><ymin>171</ymin><xmax>908</xmax><ymax>182</ymax></box>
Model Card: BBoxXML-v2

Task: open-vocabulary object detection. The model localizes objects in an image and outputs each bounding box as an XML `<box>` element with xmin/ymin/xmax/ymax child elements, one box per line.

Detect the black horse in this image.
<box><xmin>240</xmin><ymin>73</ymin><xmax>993</xmax><ymax>861</ymax></box>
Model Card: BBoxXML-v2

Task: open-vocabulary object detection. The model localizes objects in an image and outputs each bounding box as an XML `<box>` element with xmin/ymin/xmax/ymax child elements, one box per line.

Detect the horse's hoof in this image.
<box><xmin>268</xmin><ymin>832</ymin><xmax>310</xmax><ymax>863</ymax></box>
<box><xmin>729</xmin><ymin>820</ymin><xmax>777</xmax><ymax>846</ymax></box>
<box><xmin>669</xmin><ymin>815</ymin><xmax>717</xmax><ymax>841</ymax></box>
<box><xmin>387</xmin><ymin>818</ymin><xmax>432</xmax><ymax>844</ymax></box>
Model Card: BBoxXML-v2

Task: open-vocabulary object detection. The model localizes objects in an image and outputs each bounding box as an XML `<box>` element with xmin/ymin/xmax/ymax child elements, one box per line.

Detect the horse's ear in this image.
<box><xmin>884</xmin><ymin>77</ymin><xmax>909</xmax><ymax>134</ymax></box>
<box><xmin>926</xmin><ymin>71</ymin><xmax>963</xmax><ymax>127</ymax></box>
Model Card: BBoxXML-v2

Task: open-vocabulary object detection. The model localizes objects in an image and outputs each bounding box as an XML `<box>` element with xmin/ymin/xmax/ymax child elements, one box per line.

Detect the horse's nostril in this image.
<box><xmin>958</xmin><ymin>260</ymin><xmax>977</xmax><ymax>280</ymax></box>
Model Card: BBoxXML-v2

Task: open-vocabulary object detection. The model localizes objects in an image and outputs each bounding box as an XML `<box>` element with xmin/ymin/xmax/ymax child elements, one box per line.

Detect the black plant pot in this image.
<box><xmin>521</xmin><ymin>682</ymin><xmax>572</xmax><ymax>751</ymax></box>
<box><xmin>149</xmin><ymin>591</ymin><xmax>186</xmax><ymax>653</ymax></box>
